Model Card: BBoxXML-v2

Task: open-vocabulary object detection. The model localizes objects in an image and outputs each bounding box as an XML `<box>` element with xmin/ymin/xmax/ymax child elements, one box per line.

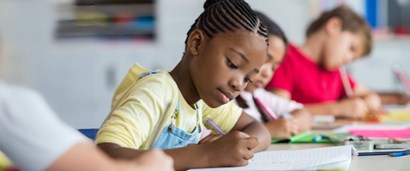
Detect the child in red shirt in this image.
<box><xmin>266</xmin><ymin>5</ymin><xmax>384</xmax><ymax>118</ymax></box>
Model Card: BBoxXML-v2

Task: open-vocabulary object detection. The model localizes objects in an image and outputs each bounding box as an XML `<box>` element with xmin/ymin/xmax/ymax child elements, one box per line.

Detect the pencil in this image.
<box><xmin>254</xmin><ymin>97</ymin><xmax>279</xmax><ymax>120</ymax></box>
<box><xmin>340</xmin><ymin>68</ymin><xmax>354</xmax><ymax>97</ymax></box>
<box><xmin>206</xmin><ymin>117</ymin><xmax>226</xmax><ymax>135</ymax></box>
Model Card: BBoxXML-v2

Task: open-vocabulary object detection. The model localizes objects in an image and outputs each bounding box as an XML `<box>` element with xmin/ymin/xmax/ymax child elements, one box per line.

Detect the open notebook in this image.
<box><xmin>189</xmin><ymin>145</ymin><xmax>353</xmax><ymax>171</ymax></box>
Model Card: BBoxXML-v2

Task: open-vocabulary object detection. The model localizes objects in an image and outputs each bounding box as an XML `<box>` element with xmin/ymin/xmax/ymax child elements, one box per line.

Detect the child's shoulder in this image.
<box><xmin>123</xmin><ymin>63</ymin><xmax>175</xmax><ymax>88</ymax></box>
<box><xmin>285</xmin><ymin>44</ymin><xmax>304</xmax><ymax>61</ymax></box>
<box><xmin>112</xmin><ymin>64</ymin><xmax>177</xmax><ymax>105</ymax></box>
<box><xmin>283</xmin><ymin>44</ymin><xmax>318</xmax><ymax>68</ymax></box>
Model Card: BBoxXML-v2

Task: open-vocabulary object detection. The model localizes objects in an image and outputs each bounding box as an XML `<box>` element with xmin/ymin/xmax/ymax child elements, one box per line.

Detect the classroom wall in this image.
<box><xmin>1</xmin><ymin>0</ymin><xmax>409</xmax><ymax>128</ymax></box>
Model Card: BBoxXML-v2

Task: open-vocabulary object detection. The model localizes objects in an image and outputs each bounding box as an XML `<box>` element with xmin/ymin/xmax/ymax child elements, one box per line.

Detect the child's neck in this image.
<box><xmin>300</xmin><ymin>33</ymin><xmax>325</xmax><ymax>63</ymax></box>
<box><xmin>170</xmin><ymin>60</ymin><xmax>200</xmax><ymax>108</ymax></box>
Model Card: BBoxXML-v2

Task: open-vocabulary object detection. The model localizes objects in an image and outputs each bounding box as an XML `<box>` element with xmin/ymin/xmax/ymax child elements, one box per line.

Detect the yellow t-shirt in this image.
<box><xmin>0</xmin><ymin>151</ymin><xmax>12</xmax><ymax>170</ymax></box>
<box><xmin>96</xmin><ymin>64</ymin><xmax>242</xmax><ymax>150</ymax></box>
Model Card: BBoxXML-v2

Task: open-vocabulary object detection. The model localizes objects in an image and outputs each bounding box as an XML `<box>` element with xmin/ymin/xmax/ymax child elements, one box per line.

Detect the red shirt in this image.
<box><xmin>266</xmin><ymin>44</ymin><xmax>356</xmax><ymax>104</ymax></box>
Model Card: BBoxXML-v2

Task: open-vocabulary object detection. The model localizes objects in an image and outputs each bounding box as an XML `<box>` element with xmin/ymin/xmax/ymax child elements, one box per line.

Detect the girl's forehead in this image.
<box><xmin>211</xmin><ymin>31</ymin><xmax>267</xmax><ymax>51</ymax></box>
<box><xmin>212</xmin><ymin>29</ymin><xmax>265</xmax><ymax>40</ymax></box>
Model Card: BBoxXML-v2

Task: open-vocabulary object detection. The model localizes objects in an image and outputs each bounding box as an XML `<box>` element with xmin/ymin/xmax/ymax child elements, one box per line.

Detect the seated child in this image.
<box><xmin>235</xmin><ymin>11</ymin><xmax>311</xmax><ymax>139</ymax></box>
<box><xmin>266</xmin><ymin>5</ymin><xmax>384</xmax><ymax>118</ymax></box>
<box><xmin>96</xmin><ymin>0</ymin><xmax>271</xmax><ymax>170</ymax></box>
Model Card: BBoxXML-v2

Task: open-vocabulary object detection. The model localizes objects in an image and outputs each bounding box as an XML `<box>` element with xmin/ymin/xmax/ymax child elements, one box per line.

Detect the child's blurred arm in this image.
<box><xmin>304</xmin><ymin>98</ymin><xmax>369</xmax><ymax>118</ymax></box>
<box><xmin>378</xmin><ymin>91</ymin><xmax>410</xmax><ymax>105</ymax></box>
<box><xmin>269</xmin><ymin>88</ymin><xmax>291</xmax><ymax>99</ymax></box>
<box><xmin>98</xmin><ymin>142</ymin><xmax>207</xmax><ymax>170</ymax></box>
<box><xmin>230</xmin><ymin>112</ymin><xmax>271</xmax><ymax>152</ymax></box>
<box><xmin>270</xmin><ymin>89</ymin><xmax>374</xmax><ymax>118</ymax></box>
<box><xmin>51</xmin><ymin>143</ymin><xmax>174</xmax><ymax>171</ymax></box>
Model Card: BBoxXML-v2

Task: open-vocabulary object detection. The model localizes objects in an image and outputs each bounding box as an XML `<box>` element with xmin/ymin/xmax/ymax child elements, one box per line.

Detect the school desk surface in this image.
<box><xmin>268</xmin><ymin>144</ymin><xmax>410</xmax><ymax>171</ymax></box>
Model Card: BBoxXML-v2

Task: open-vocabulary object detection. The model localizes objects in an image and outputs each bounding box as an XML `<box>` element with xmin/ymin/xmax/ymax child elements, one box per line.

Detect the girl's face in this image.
<box><xmin>322</xmin><ymin>31</ymin><xmax>364</xmax><ymax>70</ymax></box>
<box><xmin>190</xmin><ymin>30</ymin><xmax>267</xmax><ymax>108</ymax></box>
<box><xmin>245</xmin><ymin>35</ymin><xmax>286</xmax><ymax>92</ymax></box>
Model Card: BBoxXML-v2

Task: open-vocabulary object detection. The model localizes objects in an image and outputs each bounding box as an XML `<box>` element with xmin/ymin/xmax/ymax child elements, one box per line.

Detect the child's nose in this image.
<box><xmin>261</xmin><ymin>69</ymin><xmax>269</xmax><ymax>78</ymax></box>
<box><xmin>230</xmin><ymin>80</ymin><xmax>242</xmax><ymax>92</ymax></box>
<box><xmin>229</xmin><ymin>76</ymin><xmax>245</xmax><ymax>92</ymax></box>
<box><xmin>258</xmin><ymin>65</ymin><xmax>269</xmax><ymax>78</ymax></box>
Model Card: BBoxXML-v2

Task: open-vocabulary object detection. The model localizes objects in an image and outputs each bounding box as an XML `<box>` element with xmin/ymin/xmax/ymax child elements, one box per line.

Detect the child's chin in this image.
<box><xmin>324</xmin><ymin>64</ymin><xmax>341</xmax><ymax>71</ymax></box>
<box><xmin>202</xmin><ymin>99</ymin><xmax>223</xmax><ymax>108</ymax></box>
<box><xmin>204</xmin><ymin>99</ymin><xmax>228</xmax><ymax>108</ymax></box>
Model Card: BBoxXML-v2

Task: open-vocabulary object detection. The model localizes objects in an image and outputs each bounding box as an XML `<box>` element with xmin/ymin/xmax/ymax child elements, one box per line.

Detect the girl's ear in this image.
<box><xmin>325</xmin><ymin>17</ymin><xmax>342</xmax><ymax>36</ymax></box>
<box><xmin>187</xmin><ymin>29</ymin><xmax>205</xmax><ymax>56</ymax></box>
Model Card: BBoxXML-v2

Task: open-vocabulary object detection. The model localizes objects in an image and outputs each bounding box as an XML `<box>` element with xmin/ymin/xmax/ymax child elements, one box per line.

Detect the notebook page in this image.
<box><xmin>189</xmin><ymin>145</ymin><xmax>353</xmax><ymax>171</ymax></box>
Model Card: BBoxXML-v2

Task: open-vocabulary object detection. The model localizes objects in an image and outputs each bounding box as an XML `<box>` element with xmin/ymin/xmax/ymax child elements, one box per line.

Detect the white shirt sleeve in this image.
<box><xmin>254</xmin><ymin>88</ymin><xmax>303</xmax><ymax>115</ymax></box>
<box><xmin>0</xmin><ymin>83</ymin><xmax>85</xmax><ymax>171</ymax></box>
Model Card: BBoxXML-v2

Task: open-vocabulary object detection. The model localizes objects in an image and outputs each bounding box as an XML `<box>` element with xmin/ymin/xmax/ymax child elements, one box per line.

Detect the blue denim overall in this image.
<box><xmin>139</xmin><ymin>71</ymin><xmax>202</xmax><ymax>150</ymax></box>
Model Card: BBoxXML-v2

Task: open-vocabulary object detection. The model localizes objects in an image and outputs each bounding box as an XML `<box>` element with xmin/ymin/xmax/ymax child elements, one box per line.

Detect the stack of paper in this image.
<box><xmin>349</xmin><ymin>127</ymin><xmax>410</xmax><ymax>139</ymax></box>
<box><xmin>381</xmin><ymin>110</ymin><xmax>410</xmax><ymax>122</ymax></box>
<box><xmin>189</xmin><ymin>145</ymin><xmax>353</xmax><ymax>171</ymax></box>
<box><xmin>333</xmin><ymin>124</ymin><xmax>410</xmax><ymax>133</ymax></box>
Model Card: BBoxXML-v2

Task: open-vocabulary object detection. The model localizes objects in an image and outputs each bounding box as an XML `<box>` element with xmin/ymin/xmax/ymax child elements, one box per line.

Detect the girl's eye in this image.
<box><xmin>245</xmin><ymin>77</ymin><xmax>253</xmax><ymax>83</ymax></box>
<box><xmin>226</xmin><ymin>58</ymin><xmax>238</xmax><ymax>69</ymax></box>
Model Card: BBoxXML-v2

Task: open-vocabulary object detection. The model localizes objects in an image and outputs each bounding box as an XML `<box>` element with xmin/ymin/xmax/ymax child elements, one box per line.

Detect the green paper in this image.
<box><xmin>271</xmin><ymin>132</ymin><xmax>351</xmax><ymax>144</ymax></box>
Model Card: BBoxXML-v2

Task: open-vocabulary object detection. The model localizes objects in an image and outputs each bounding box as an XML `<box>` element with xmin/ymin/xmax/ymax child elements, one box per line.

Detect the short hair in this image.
<box><xmin>306</xmin><ymin>5</ymin><xmax>373</xmax><ymax>56</ymax></box>
<box><xmin>185</xmin><ymin>0</ymin><xmax>269</xmax><ymax>46</ymax></box>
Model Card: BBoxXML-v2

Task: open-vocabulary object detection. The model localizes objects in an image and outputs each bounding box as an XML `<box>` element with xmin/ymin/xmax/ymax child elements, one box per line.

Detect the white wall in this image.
<box><xmin>0</xmin><ymin>0</ymin><xmax>205</xmax><ymax>128</ymax></box>
<box><xmin>250</xmin><ymin>0</ymin><xmax>311</xmax><ymax>44</ymax></box>
<box><xmin>1</xmin><ymin>0</ymin><xmax>409</xmax><ymax>128</ymax></box>
<box><xmin>350</xmin><ymin>38</ymin><xmax>410</xmax><ymax>92</ymax></box>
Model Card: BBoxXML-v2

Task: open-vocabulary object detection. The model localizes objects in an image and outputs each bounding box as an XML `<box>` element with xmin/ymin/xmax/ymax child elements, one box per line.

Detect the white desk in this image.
<box><xmin>268</xmin><ymin>144</ymin><xmax>410</xmax><ymax>171</ymax></box>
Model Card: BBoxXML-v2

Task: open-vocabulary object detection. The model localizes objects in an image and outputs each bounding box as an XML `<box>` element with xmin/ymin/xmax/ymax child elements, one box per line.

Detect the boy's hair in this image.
<box><xmin>306</xmin><ymin>5</ymin><xmax>372</xmax><ymax>56</ymax></box>
<box><xmin>253</xmin><ymin>11</ymin><xmax>288</xmax><ymax>48</ymax></box>
<box><xmin>185</xmin><ymin>0</ymin><xmax>268</xmax><ymax>46</ymax></box>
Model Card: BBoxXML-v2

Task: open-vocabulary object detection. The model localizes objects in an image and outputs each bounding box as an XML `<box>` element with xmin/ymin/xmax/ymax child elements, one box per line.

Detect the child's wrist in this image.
<box><xmin>196</xmin><ymin>143</ymin><xmax>215</xmax><ymax>167</ymax></box>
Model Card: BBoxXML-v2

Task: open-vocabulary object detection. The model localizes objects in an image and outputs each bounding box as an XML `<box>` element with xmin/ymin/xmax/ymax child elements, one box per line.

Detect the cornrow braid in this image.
<box><xmin>185</xmin><ymin>0</ymin><xmax>269</xmax><ymax>46</ymax></box>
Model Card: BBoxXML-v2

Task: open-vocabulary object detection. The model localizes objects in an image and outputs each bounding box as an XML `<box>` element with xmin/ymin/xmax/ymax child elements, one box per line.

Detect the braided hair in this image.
<box><xmin>185</xmin><ymin>0</ymin><xmax>269</xmax><ymax>46</ymax></box>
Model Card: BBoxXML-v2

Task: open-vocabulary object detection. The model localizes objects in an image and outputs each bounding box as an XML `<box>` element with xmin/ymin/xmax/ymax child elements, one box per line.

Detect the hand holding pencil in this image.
<box><xmin>200</xmin><ymin>131</ymin><xmax>259</xmax><ymax>167</ymax></box>
<box><xmin>337</xmin><ymin>97</ymin><xmax>369</xmax><ymax>118</ymax></box>
<box><xmin>339</xmin><ymin>68</ymin><xmax>385</xmax><ymax>118</ymax></box>
<box><xmin>198</xmin><ymin>118</ymin><xmax>260</xmax><ymax>167</ymax></box>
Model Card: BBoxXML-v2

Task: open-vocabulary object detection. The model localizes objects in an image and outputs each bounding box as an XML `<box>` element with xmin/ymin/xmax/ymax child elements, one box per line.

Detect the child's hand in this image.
<box><xmin>368</xmin><ymin>107</ymin><xmax>386</xmax><ymax>115</ymax></box>
<box><xmin>264</xmin><ymin>118</ymin><xmax>298</xmax><ymax>138</ymax></box>
<box><xmin>291</xmin><ymin>109</ymin><xmax>312</xmax><ymax>132</ymax></box>
<box><xmin>338</xmin><ymin>97</ymin><xmax>369</xmax><ymax>118</ymax></box>
<box><xmin>199</xmin><ymin>134</ymin><xmax>222</xmax><ymax>144</ymax></box>
<box><xmin>363</xmin><ymin>93</ymin><xmax>385</xmax><ymax>115</ymax></box>
<box><xmin>202</xmin><ymin>131</ymin><xmax>258</xmax><ymax>167</ymax></box>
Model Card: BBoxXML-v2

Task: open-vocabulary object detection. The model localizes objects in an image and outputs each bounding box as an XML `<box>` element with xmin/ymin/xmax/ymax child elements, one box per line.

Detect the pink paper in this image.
<box><xmin>349</xmin><ymin>127</ymin><xmax>410</xmax><ymax>139</ymax></box>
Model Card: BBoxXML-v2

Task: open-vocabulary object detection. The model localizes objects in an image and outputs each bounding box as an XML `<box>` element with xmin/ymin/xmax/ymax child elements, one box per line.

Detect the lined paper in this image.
<box><xmin>189</xmin><ymin>145</ymin><xmax>353</xmax><ymax>171</ymax></box>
